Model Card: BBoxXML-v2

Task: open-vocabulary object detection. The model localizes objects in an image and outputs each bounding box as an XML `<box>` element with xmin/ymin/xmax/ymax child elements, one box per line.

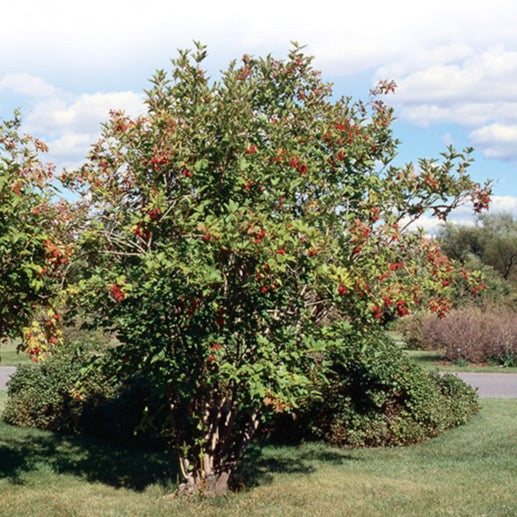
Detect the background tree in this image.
<box><xmin>0</xmin><ymin>113</ymin><xmax>71</xmax><ymax>355</ymax></box>
<box><xmin>65</xmin><ymin>44</ymin><xmax>490</xmax><ymax>494</ymax></box>
<box><xmin>438</xmin><ymin>212</ymin><xmax>517</xmax><ymax>306</ymax></box>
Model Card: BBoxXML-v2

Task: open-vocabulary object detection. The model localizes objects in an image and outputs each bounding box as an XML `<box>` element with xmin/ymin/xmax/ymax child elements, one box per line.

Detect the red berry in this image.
<box><xmin>338</xmin><ymin>285</ymin><xmax>348</xmax><ymax>296</ymax></box>
<box><xmin>110</xmin><ymin>285</ymin><xmax>125</xmax><ymax>302</ymax></box>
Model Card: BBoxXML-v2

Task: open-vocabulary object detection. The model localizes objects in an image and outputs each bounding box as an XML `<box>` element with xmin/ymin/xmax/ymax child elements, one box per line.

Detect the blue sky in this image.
<box><xmin>1</xmin><ymin>0</ymin><xmax>516</xmax><ymax>231</ymax></box>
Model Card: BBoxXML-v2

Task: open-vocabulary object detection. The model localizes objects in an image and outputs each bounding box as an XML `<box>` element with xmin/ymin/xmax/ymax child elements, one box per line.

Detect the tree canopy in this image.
<box><xmin>439</xmin><ymin>212</ymin><xmax>517</xmax><ymax>284</ymax></box>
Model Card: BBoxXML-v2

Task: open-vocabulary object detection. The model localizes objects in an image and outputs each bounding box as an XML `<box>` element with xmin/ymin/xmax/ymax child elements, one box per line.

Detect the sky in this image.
<box><xmin>1</xmin><ymin>0</ymin><xmax>516</xmax><ymax>231</ymax></box>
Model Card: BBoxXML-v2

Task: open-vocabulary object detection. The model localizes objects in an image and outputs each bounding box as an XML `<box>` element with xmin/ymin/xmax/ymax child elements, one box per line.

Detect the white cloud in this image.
<box><xmin>387</xmin><ymin>47</ymin><xmax>517</xmax><ymax>160</ymax></box>
<box><xmin>398</xmin><ymin>102</ymin><xmax>517</xmax><ymax>128</ymax></box>
<box><xmin>392</xmin><ymin>47</ymin><xmax>517</xmax><ymax>105</ymax></box>
<box><xmin>0</xmin><ymin>73</ymin><xmax>59</xmax><ymax>98</ymax></box>
<box><xmin>2</xmin><ymin>73</ymin><xmax>145</xmax><ymax>167</ymax></box>
<box><xmin>36</xmin><ymin>90</ymin><xmax>144</xmax><ymax>167</ymax></box>
<box><xmin>470</xmin><ymin>124</ymin><xmax>517</xmax><ymax>160</ymax></box>
<box><xmin>46</xmin><ymin>132</ymin><xmax>97</xmax><ymax>169</ymax></box>
<box><xmin>488</xmin><ymin>195</ymin><xmax>517</xmax><ymax>215</ymax></box>
<box><xmin>1</xmin><ymin>1</ymin><xmax>517</xmax><ymax>174</ymax></box>
<box><xmin>2</xmin><ymin>1</ymin><xmax>516</xmax><ymax>74</ymax></box>
<box><xmin>25</xmin><ymin>90</ymin><xmax>144</xmax><ymax>135</ymax></box>
<box><xmin>404</xmin><ymin>195</ymin><xmax>517</xmax><ymax>234</ymax></box>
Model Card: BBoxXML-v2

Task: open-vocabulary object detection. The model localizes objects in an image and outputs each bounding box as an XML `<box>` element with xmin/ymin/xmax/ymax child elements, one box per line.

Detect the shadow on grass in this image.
<box><xmin>406</xmin><ymin>350</ymin><xmax>446</xmax><ymax>365</ymax></box>
<box><xmin>0</xmin><ymin>420</ymin><xmax>179</xmax><ymax>491</ymax></box>
<box><xmin>233</xmin><ymin>440</ymin><xmax>361</xmax><ymax>489</ymax></box>
<box><xmin>0</xmin><ymin>419</ymin><xmax>361</xmax><ymax>493</ymax></box>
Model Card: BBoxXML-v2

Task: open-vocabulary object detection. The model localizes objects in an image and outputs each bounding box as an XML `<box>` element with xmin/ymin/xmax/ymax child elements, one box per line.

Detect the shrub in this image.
<box><xmin>63</xmin><ymin>43</ymin><xmax>490</xmax><ymax>494</ymax></box>
<box><xmin>3</xmin><ymin>333</ymin><xmax>168</xmax><ymax>444</ymax></box>
<box><xmin>269</xmin><ymin>334</ymin><xmax>479</xmax><ymax>447</ymax></box>
<box><xmin>396</xmin><ymin>312</ymin><xmax>443</xmax><ymax>350</ymax></box>
<box><xmin>399</xmin><ymin>306</ymin><xmax>517</xmax><ymax>365</ymax></box>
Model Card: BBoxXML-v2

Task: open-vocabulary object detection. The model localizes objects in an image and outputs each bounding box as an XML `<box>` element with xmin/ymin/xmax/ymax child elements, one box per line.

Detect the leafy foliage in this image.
<box><xmin>3</xmin><ymin>332</ymin><xmax>168</xmax><ymax>443</ymax></box>
<box><xmin>268</xmin><ymin>333</ymin><xmax>479</xmax><ymax>447</ymax></box>
<box><xmin>0</xmin><ymin>113</ymin><xmax>73</xmax><ymax>353</ymax></box>
<box><xmin>63</xmin><ymin>44</ymin><xmax>489</xmax><ymax>493</ymax></box>
<box><xmin>4</xmin><ymin>331</ymin><xmax>479</xmax><ymax>453</ymax></box>
<box><xmin>438</xmin><ymin>212</ymin><xmax>517</xmax><ymax>293</ymax></box>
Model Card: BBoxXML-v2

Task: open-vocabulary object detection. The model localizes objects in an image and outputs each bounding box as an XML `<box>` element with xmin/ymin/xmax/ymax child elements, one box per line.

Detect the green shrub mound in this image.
<box><xmin>2</xmin><ymin>335</ymin><xmax>168</xmax><ymax>445</ymax></box>
<box><xmin>270</xmin><ymin>334</ymin><xmax>479</xmax><ymax>447</ymax></box>
<box><xmin>3</xmin><ymin>333</ymin><xmax>479</xmax><ymax>450</ymax></box>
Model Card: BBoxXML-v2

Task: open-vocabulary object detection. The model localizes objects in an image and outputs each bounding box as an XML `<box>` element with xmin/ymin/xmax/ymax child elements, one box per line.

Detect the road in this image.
<box><xmin>0</xmin><ymin>366</ymin><xmax>17</xmax><ymax>390</ymax></box>
<box><xmin>445</xmin><ymin>372</ymin><xmax>517</xmax><ymax>398</ymax></box>
<box><xmin>1</xmin><ymin>366</ymin><xmax>517</xmax><ymax>397</ymax></box>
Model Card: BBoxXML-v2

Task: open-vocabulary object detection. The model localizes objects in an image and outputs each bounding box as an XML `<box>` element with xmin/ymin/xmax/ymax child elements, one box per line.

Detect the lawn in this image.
<box><xmin>0</xmin><ymin>392</ymin><xmax>515</xmax><ymax>516</ymax></box>
<box><xmin>0</xmin><ymin>340</ymin><xmax>31</xmax><ymax>367</ymax></box>
<box><xmin>405</xmin><ymin>349</ymin><xmax>517</xmax><ymax>374</ymax></box>
<box><xmin>384</xmin><ymin>331</ymin><xmax>517</xmax><ymax>373</ymax></box>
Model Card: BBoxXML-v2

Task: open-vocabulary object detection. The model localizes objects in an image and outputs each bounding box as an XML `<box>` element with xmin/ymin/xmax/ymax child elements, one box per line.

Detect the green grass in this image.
<box><xmin>0</xmin><ymin>340</ymin><xmax>31</xmax><ymax>367</ymax></box>
<box><xmin>384</xmin><ymin>330</ymin><xmax>517</xmax><ymax>373</ymax></box>
<box><xmin>406</xmin><ymin>349</ymin><xmax>517</xmax><ymax>373</ymax></box>
<box><xmin>0</xmin><ymin>393</ymin><xmax>516</xmax><ymax>516</ymax></box>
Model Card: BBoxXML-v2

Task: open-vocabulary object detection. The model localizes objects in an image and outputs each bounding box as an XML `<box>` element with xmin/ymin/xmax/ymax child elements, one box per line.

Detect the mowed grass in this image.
<box><xmin>384</xmin><ymin>331</ymin><xmax>517</xmax><ymax>373</ymax></box>
<box><xmin>0</xmin><ymin>394</ymin><xmax>516</xmax><ymax>517</ymax></box>
<box><xmin>0</xmin><ymin>340</ymin><xmax>31</xmax><ymax>367</ymax></box>
<box><xmin>406</xmin><ymin>349</ymin><xmax>517</xmax><ymax>374</ymax></box>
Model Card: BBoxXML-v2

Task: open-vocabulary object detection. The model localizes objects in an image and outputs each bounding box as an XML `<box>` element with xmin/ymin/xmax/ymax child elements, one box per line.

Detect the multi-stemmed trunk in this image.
<box><xmin>170</xmin><ymin>387</ymin><xmax>260</xmax><ymax>496</ymax></box>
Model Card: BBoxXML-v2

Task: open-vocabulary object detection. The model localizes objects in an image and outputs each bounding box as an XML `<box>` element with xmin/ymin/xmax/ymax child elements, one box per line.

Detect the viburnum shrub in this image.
<box><xmin>0</xmin><ymin>113</ymin><xmax>72</xmax><ymax>354</ymax></box>
<box><xmin>65</xmin><ymin>43</ymin><xmax>490</xmax><ymax>494</ymax></box>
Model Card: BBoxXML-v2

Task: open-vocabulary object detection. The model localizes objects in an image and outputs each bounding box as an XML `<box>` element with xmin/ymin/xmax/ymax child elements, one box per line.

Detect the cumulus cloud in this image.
<box><xmin>469</xmin><ymin>124</ymin><xmax>517</xmax><ymax>160</ymax></box>
<box><xmin>25</xmin><ymin>90</ymin><xmax>144</xmax><ymax>135</ymax></box>
<box><xmin>1</xmin><ymin>73</ymin><xmax>145</xmax><ymax>168</ymax></box>
<box><xmin>387</xmin><ymin>47</ymin><xmax>517</xmax><ymax>160</ymax></box>
<box><xmin>398</xmin><ymin>102</ymin><xmax>517</xmax><ymax>128</ymax></box>
<box><xmin>488</xmin><ymin>195</ymin><xmax>517</xmax><ymax>215</ymax></box>
<box><xmin>47</xmin><ymin>132</ymin><xmax>97</xmax><ymax>168</ymax></box>
<box><xmin>36</xmin><ymin>90</ymin><xmax>144</xmax><ymax>168</ymax></box>
<box><xmin>392</xmin><ymin>47</ymin><xmax>517</xmax><ymax>104</ymax></box>
<box><xmin>2</xmin><ymin>0</ymin><xmax>516</xmax><ymax>172</ymax></box>
<box><xmin>2</xmin><ymin>1</ymin><xmax>516</xmax><ymax>75</ymax></box>
<box><xmin>0</xmin><ymin>73</ymin><xmax>59</xmax><ymax>98</ymax></box>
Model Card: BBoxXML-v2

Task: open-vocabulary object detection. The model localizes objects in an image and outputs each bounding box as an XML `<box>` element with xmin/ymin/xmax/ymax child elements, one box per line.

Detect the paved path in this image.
<box><xmin>0</xmin><ymin>366</ymin><xmax>17</xmax><ymax>390</ymax></box>
<box><xmin>445</xmin><ymin>372</ymin><xmax>517</xmax><ymax>398</ymax></box>
<box><xmin>1</xmin><ymin>366</ymin><xmax>517</xmax><ymax>396</ymax></box>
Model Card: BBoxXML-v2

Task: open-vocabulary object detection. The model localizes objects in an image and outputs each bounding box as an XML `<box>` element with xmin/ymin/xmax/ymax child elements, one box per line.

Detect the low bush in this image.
<box><xmin>269</xmin><ymin>333</ymin><xmax>479</xmax><ymax>448</ymax></box>
<box><xmin>396</xmin><ymin>312</ymin><xmax>442</xmax><ymax>350</ymax></box>
<box><xmin>5</xmin><ymin>331</ymin><xmax>479</xmax><ymax>451</ymax></box>
<box><xmin>399</xmin><ymin>306</ymin><xmax>517</xmax><ymax>365</ymax></box>
<box><xmin>3</xmin><ymin>333</ymin><xmax>169</xmax><ymax>445</ymax></box>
